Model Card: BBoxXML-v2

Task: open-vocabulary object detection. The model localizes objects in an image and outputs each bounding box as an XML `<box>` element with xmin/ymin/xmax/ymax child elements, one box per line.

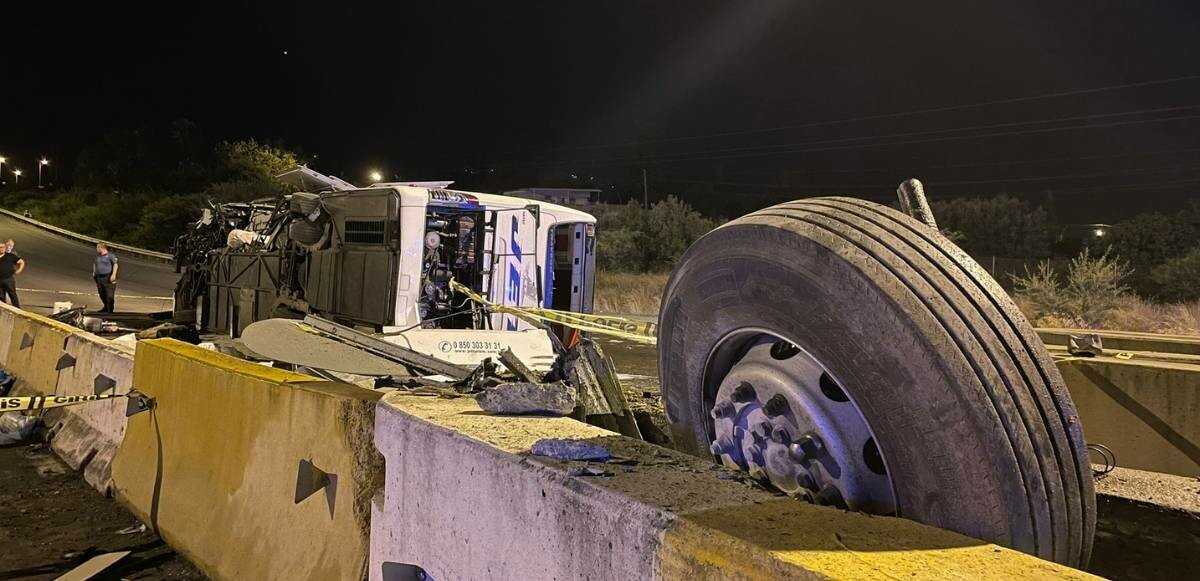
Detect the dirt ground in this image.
<box><xmin>0</xmin><ymin>442</ymin><xmax>206</xmax><ymax>580</ymax></box>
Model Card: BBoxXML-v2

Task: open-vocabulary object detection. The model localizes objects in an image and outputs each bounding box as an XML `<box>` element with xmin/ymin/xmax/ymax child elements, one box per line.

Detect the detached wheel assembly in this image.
<box><xmin>659</xmin><ymin>197</ymin><xmax>1094</xmax><ymax>568</ymax></box>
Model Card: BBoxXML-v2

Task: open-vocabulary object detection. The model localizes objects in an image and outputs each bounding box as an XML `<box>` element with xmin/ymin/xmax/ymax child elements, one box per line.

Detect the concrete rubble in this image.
<box><xmin>476</xmin><ymin>381</ymin><xmax>577</xmax><ymax>415</ymax></box>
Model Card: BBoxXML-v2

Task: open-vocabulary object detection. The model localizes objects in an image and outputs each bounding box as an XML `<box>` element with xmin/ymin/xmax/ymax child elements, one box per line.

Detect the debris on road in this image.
<box><xmin>496</xmin><ymin>347</ymin><xmax>541</xmax><ymax>383</ymax></box>
<box><xmin>530</xmin><ymin>438</ymin><xmax>611</xmax><ymax>462</ymax></box>
<box><xmin>1069</xmin><ymin>334</ymin><xmax>1104</xmax><ymax>357</ymax></box>
<box><xmin>116</xmin><ymin>523</ymin><xmax>148</xmax><ymax>535</ymax></box>
<box><xmin>476</xmin><ymin>381</ymin><xmax>577</xmax><ymax>415</ymax></box>
<box><xmin>136</xmin><ymin>322</ymin><xmax>201</xmax><ymax>343</ymax></box>
<box><xmin>561</xmin><ymin>340</ymin><xmax>642</xmax><ymax>439</ymax></box>
<box><xmin>57</xmin><ymin>550</ymin><xmax>132</xmax><ymax>581</ymax></box>
<box><xmin>0</xmin><ymin>412</ymin><xmax>39</xmax><ymax>445</ymax></box>
<box><xmin>567</xmin><ymin>464</ymin><xmax>613</xmax><ymax>477</ymax></box>
<box><xmin>0</xmin><ymin>368</ymin><xmax>15</xmax><ymax>396</ymax></box>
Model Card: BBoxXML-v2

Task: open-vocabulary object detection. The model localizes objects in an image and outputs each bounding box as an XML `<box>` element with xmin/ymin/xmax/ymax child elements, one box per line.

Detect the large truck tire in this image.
<box><xmin>658</xmin><ymin>197</ymin><xmax>1094</xmax><ymax>568</ymax></box>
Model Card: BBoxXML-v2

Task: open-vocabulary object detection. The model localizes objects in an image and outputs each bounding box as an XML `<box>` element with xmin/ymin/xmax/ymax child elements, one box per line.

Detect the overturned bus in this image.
<box><xmin>173</xmin><ymin>167</ymin><xmax>597</xmax><ymax>370</ymax></box>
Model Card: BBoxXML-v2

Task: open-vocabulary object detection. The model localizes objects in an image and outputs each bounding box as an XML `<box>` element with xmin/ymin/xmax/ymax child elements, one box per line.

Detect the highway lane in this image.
<box><xmin>0</xmin><ymin>213</ymin><xmax>178</xmax><ymax>314</ymax></box>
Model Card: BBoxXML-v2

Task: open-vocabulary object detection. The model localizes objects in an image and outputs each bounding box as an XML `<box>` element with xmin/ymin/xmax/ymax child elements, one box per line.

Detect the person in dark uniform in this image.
<box><xmin>93</xmin><ymin>243</ymin><xmax>119</xmax><ymax>313</ymax></box>
<box><xmin>0</xmin><ymin>243</ymin><xmax>26</xmax><ymax>308</ymax></box>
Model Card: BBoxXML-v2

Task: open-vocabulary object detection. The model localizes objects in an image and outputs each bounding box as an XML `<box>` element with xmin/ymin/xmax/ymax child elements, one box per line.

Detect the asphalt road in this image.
<box><xmin>0</xmin><ymin>213</ymin><xmax>178</xmax><ymax>315</ymax></box>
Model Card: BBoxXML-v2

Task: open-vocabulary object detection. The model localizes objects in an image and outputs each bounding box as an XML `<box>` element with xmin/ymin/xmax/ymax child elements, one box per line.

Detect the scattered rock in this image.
<box><xmin>531</xmin><ymin>439</ymin><xmax>611</xmax><ymax>462</ymax></box>
<box><xmin>476</xmin><ymin>381</ymin><xmax>577</xmax><ymax>415</ymax></box>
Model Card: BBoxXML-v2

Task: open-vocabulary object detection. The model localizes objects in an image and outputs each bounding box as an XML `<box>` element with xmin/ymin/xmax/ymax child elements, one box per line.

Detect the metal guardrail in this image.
<box><xmin>0</xmin><ymin>207</ymin><xmax>174</xmax><ymax>264</ymax></box>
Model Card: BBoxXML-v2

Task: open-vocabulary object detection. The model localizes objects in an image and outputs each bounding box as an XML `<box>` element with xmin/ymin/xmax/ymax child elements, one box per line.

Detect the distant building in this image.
<box><xmin>503</xmin><ymin>188</ymin><xmax>600</xmax><ymax>207</ymax></box>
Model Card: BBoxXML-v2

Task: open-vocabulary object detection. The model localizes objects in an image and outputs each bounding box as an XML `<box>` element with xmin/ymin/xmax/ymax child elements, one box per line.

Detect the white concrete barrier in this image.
<box><xmin>371</xmin><ymin>393</ymin><xmax>1093</xmax><ymax>580</ymax></box>
<box><xmin>47</xmin><ymin>333</ymin><xmax>135</xmax><ymax>494</ymax></box>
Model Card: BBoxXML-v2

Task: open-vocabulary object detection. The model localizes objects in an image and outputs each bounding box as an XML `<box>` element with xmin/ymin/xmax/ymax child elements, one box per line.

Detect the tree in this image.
<box><xmin>1104</xmin><ymin>212</ymin><xmax>1197</xmax><ymax>295</ymax></box>
<box><xmin>932</xmin><ymin>195</ymin><xmax>1051</xmax><ymax>258</ymax></box>
<box><xmin>213</xmin><ymin>139</ymin><xmax>304</xmax><ymax>182</ymax></box>
<box><xmin>131</xmin><ymin>195</ymin><xmax>205</xmax><ymax>251</ymax></box>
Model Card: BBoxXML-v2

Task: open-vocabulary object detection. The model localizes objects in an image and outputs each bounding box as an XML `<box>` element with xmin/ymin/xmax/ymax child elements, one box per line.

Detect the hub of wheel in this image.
<box><xmin>709</xmin><ymin>334</ymin><xmax>896</xmax><ymax>515</ymax></box>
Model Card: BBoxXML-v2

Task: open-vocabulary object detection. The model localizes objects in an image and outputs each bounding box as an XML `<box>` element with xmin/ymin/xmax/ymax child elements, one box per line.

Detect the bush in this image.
<box><xmin>1149</xmin><ymin>247</ymin><xmax>1200</xmax><ymax>302</ymax></box>
<box><xmin>1013</xmin><ymin>248</ymin><xmax>1131</xmax><ymax>327</ymax></box>
<box><xmin>593</xmin><ymin>197</ymin><xmax>719</xmax><ymax>272</ymax></box>
<box><xmin>130</xmin><ymin>195</ymin><xmax>206</xmax><ymax>250</ymax></box>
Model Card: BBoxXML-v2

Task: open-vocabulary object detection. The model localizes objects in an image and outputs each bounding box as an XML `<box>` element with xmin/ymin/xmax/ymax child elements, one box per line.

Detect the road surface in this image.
<box><xmin>0</xmin><ymin>213</ymin><xmax>177</xmax><ymax>314</ymax></box>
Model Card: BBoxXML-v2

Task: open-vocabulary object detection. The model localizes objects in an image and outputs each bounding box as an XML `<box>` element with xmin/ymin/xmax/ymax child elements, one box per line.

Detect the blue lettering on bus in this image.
<box><xmin>504</xmin><ymin>216</ymin><xmax>523</xmax><ymax>330</ymax></box>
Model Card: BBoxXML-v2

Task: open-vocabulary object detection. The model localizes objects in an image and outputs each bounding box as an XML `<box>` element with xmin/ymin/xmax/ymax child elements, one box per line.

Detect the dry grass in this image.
<box><xmin>1017</xmin><ymin>295</ymin><xmax>1200</xmax><ymax>336</ymax></box>
<box><xmin>594</xmin><ymin>271</ymin><xmax>669</xmax><ymax>315</ymax></box>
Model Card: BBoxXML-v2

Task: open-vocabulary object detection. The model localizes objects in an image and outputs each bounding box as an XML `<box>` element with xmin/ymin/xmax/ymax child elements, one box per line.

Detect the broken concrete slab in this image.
<box><xmin>476</xmin><ymin>381</ymin><xmax>577</xmax><ymax>415</ymax></box>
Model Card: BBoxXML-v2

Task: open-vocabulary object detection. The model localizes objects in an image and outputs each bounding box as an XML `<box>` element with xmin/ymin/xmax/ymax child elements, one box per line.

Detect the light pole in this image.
<box><xmin>13</xmin><ymin>169</ymin><xmax>22</xmax><ymax>186</ymax></box>
<box><xmin>0</xmin><ymin>157</ymin><xmax>6</xmax><ymax>187</ymax></box>
<box><xmin>38</xmin><ymin>158</ymin><xmax>49</xmax><ymax>188</ymax></box>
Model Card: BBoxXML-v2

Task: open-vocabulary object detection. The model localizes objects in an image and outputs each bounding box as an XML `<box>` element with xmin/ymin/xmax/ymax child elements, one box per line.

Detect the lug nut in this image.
<box><xmin>711</xmin><ymin>399</ymin><xmax>735</xmax><ymax>419</ymax></box>
<box><xmin>770</xmin><ymin>425</ymin><xmax>789</xmax><ymax>444</ymax></box>
<box><xmin>731</xmin><ymin>381</ymin><xmax>756</xmax><ymax>403</ymax></box>
<box><xmin>790</xmin><ymin>433</ymin><xmax>826</xmax><ymax>461</ymax></box>
<box><xmin>763</xmin><ymin>394</ymin><xmax>790</xmax><ymax>417</ymax></box>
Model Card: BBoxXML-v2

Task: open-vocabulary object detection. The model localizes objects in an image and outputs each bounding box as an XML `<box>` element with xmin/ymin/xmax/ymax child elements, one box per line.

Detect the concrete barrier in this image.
<box><xmin>0</xmin><ymin>302</ymin><xmax>76</xmax><ymax>396</ymax></box>
<box><xmin>1039</xmin><ymin>327</ymin><xmax>1200</xmax><ymax>357</ymax></box>
<box><xmin>0</xmin><ymin>302</ymin><xmax>15</xmax><ymax>363</ymax></box>
<box><xmin>47</xmin><ymin>334</ymin><xmax>135</xmax><ymax>494</ymax></box>
<box><xmin>1055</xmin><ymin>352</ymin><xmax>1200</xmax><ymax>477</ymax></box>
<box><xmin>371</xmin><ymin>393</ymin><xmax>1093</xmax><ymax>580</ymax></box>
<box><xmin>111</xmin><ymin>339</ymin><xmax>383</xmax><ymax>581</ymax></box>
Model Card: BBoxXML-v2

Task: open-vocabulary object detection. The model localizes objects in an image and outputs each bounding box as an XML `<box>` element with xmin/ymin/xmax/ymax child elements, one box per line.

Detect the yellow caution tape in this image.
<box><xmin>0</xmin><ymin>393</ymin><xmax>126</xmax><ymax>412</ymax></box>
<box><xmin>449</xmin><ymin>280</ymin><xmax>658</xmax><ymax>345</ymax></box>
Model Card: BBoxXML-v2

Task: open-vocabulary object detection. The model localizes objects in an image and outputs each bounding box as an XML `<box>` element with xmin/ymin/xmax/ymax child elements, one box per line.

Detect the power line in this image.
<box><xmin>543</xmin><ymin>104</ymin><xmax>1200</xmax><ymax>167</ymax></box>
<box><xmin>555</xmin><ymin>73</ymin><xmax>1200</xmax><ymax>151</ymax></box>
<box><xmin>651</xmin><ymin>163</ymin><xmax>1200</xmax><ymax>195</ymax></box>
<box><xmin>511</xmin><ymin>112</ymin><xmax>1200</xmax><ymax>169</ymax></box>
<box><xmin>663</xmin><ymin>147</ymin><xmax>1200</xmax><ymax>180</ymax></box>
<box><xmin>653</xmin><ymin>176</ymin><xmax>1200</xmax><ymax>200</ymax></box>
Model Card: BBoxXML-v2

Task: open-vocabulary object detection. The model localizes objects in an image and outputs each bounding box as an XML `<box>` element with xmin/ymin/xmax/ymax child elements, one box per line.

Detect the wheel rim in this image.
<box><xmin>706</xmin><ymin>329</ymin><xmax>898</xmax><ymax>515</ymax></box>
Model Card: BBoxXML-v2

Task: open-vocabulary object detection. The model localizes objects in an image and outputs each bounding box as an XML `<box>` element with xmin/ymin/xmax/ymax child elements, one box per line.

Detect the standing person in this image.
<box><xmin>0</xmin><ymin>243</ymin><xmax>25</xmax><ymax>308</ymax></box>
<box><xmin>93</xmin><ymin>243</ymin><xmax>119</xmax><ymax>313</ymax></box>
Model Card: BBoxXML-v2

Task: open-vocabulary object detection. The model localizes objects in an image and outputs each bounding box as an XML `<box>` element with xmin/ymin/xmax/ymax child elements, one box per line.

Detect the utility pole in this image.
<box><xmin>642</xmin><ymin>168</ymin><xmax>648</xmax><ymax>209</ymax></box>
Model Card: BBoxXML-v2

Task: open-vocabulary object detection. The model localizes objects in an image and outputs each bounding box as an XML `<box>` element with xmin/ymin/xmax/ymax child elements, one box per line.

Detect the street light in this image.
<box><xmin>38</xmin><ymin>158</ymin><xmax>49</xmax><ymax>188</ymax></box>
<box><xmin>369</xmin><ymin>170</ymin><xmax>384</xmax><ymax>183</ymax></box>
<box><xmin>0</xmin><ymin>157</ymin><xmax>6</xmax><ymax>186</ymax></box>
<box><xmin>12</xmin><ymin>169</ymin><xmax>21</xmax><ymax>186</ymax></box>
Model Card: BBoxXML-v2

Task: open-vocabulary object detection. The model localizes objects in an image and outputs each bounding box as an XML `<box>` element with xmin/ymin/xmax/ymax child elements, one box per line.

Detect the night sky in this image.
<box><xmin>4</xmin><ymin>1</ymin><xmax>1200</xmax><ymax>220</ymax></box>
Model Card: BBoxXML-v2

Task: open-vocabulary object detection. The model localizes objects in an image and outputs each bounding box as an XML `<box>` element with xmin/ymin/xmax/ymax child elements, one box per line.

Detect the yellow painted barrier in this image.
<box><xmin>111</xmin><ymin>339</ymin><xmax>383</xmax><ymax>581</ymax></box>
<box><xmin>0</xmin><ymin>303</ymin><xmax>76</xmax><ymax>397</ymax></box>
